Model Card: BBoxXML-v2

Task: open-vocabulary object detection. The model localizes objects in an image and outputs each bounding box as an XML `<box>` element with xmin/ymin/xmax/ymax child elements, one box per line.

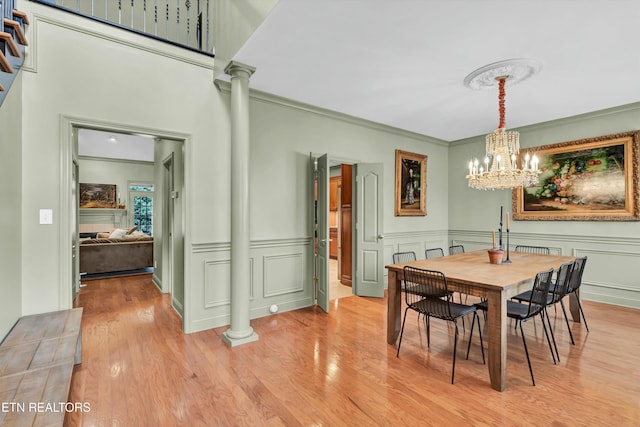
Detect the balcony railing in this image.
<box><xmin>31</xmin><ymin>0</ymin><xmax>214</xmax><ymax>56</ymax></box>
<box><xmin>2</xmin><ymin>0</ymin><xmax>29</xmax><ymax>106</ymax></box>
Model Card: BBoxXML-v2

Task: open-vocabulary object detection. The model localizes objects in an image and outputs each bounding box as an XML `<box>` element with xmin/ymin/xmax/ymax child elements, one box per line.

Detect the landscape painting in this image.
<box><xmin>79</xmin><ymin>183</ymin><xmax>117</xmax><ymax>208</ymax></box>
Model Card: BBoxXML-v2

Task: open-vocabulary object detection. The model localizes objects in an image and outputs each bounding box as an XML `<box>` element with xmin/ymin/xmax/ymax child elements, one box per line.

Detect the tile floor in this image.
<box><xmin>329</xmin><ymin>258</ymin><xmax>353</xmax><ymax>300</ymax></box>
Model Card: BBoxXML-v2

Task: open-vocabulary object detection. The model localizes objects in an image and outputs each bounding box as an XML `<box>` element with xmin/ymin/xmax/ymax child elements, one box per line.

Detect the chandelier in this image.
<box><xmin>466</xmin><ymin>72</ymin><xmax>541</xmax><ymax>190</ymax></box>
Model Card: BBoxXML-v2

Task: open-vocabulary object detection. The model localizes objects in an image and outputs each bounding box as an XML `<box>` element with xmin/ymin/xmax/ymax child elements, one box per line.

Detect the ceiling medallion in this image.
<box><xmin>463</xmin><ymin>58</ymin><xmax>542</xmax><ymax>90</ymax></box>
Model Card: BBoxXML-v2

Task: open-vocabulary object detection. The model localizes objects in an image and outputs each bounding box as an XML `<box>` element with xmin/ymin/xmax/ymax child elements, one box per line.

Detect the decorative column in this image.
<box><xmin>222</xmin><ymin>61</ymin><xmax>259</xmax><ymax>347</ymax></box>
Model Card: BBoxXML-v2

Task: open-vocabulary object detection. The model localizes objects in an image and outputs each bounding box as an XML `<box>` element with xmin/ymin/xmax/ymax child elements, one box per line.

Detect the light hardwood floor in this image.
<box><xmin>67</xmin><ymin>274</ymin><xmax>640</xmax><ymax>426</ymax></box>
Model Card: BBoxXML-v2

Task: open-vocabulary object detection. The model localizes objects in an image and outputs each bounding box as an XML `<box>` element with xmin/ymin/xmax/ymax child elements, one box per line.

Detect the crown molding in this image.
<box><xmin>214</xmin><ymin>79</ymin><xmax>449</xmax><ymax>147</ymax></box>
<box><xmin>451</xmin><ymin>102</ymin><xmax>640</xmax><ymax>147</ymax></box>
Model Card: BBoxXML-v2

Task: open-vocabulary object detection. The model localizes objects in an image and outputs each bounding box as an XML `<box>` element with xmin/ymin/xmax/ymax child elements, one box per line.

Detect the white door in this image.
<box><xmin>353</xmin><ymin>163</ymin><xmax>384</xmax><ymax>297</ymax></box>
<box><xmin>314</xmin><ymin>154</ymin><xmax>330</xmax><ymax>312</ymax></box>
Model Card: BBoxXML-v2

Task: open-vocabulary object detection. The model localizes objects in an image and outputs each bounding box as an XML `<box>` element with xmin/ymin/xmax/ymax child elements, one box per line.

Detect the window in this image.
<box><xmin>129</xmin><ymin>184</ymin><xmax>154</xmax><ymax>236</ymax></box>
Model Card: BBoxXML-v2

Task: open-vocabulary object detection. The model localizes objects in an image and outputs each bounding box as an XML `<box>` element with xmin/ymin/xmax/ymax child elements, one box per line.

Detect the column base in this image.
<box><xmin>222</xmin><ymin>330</ymin><xmax>259</xmax><ymax>347</ymax></box>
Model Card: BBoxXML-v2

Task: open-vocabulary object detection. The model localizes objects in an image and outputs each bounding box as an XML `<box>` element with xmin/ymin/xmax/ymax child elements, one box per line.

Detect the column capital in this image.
<box><xmin>224</xmin><ymin>60</ymin><xmax>256</xmax><ymax>79</ymax></box>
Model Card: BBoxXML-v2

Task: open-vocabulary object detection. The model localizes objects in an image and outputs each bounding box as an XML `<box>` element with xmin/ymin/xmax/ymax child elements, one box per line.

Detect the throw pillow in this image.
<box><xmin>109</xmin><ymin>228</ymin><xmax>127</xmax><ymax>239</ymax></box>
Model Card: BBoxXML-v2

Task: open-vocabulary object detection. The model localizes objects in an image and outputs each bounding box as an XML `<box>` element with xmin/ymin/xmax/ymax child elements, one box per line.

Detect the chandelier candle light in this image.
<box><xmin>466</xmin><ymin>75</ymin><xmax>541</xmax><ymax>190</ymax></box>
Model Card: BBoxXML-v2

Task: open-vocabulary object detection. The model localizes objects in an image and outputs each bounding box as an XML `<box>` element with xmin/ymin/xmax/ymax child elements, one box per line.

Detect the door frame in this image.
<box><xmin>162</xmin><ymin>153</ymin><xmax>175</xmax><ymax>296</ymax></box>
<box><xmin>59</xmin><ymin>116</ymin><xmax>190</xmax><ymax>328</ymax></box>
<box><xmin>71</xmin><ymin>159</ymin><xmax>80</xmax><ymax>300</ymax></box>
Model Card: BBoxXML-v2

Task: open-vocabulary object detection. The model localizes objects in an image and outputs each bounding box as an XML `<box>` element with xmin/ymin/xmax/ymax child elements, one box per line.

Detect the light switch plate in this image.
<box><xmin>39</xmin><ymin>209</ymin><xmax>53</xmax><ymax>225</ymax></box>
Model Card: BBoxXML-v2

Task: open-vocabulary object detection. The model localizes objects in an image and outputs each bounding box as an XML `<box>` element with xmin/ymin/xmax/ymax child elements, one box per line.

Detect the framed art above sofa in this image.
<box><xmin>79</xmin><ymin>183</ymin><xmax>117</xmax><ymax>208</ymax></box>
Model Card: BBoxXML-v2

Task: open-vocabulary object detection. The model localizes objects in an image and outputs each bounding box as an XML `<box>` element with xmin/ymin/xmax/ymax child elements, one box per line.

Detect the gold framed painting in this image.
<box><xmin>395</xmin><ymin>149</ymin><xmax>427</xmax><ymax>216</ymax></box>
<box><xmin>512</xmin><ymin>131</ymin><xmax>640</xmax><ymax>221</ymax></box>
<box><xmin>79</xmin><ymin>183</ymin><xmax>117</xmax><ymax>208</ymax></box>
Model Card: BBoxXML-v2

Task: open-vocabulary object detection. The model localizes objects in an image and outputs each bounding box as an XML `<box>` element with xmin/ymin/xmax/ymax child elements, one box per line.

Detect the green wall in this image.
<box><xmin>78</xmin><ymin>157</ymin><xmax>154</xmax><ymax>229</ymax></box>
<box><xmin>246</xmin><ymin>90</ymin><xmax>450</xmax><ymax>240</ymax></box>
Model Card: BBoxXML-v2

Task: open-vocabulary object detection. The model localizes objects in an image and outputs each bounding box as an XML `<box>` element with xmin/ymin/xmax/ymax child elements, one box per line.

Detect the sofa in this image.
<box><xmin>79</xmin><ymin>231</ymin><xmax>153</xmax><ymax>274</ymax></box>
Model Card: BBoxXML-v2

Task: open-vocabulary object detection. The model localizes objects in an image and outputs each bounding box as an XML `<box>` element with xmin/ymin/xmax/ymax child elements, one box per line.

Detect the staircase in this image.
<box><xmin>0</xmin><ymin>0</ymin><xmax>28</xmax><ymax>107</ymax></box>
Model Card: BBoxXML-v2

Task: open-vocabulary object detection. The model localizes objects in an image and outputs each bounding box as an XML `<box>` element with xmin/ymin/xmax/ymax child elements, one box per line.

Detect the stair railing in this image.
<box><xmin>1</xmin><ymin>0</ymin><xmax>28</xmax><ymax>105</ymax></box>
<box><xmin>30</xmin><ymin>0</ymin><xmax>213</xmax><ymax>56</ymax></box>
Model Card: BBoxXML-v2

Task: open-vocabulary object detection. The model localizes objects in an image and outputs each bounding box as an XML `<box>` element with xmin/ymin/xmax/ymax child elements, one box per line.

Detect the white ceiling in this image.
<box><xmin>78</xmin><ymin>128</ymin><xmax>155</xmax><ymax>162</ymax></box>
<box><xmin>232</xmin><ymin>0</ymin><xmax>640</xmax><ymax>141</ymax></box>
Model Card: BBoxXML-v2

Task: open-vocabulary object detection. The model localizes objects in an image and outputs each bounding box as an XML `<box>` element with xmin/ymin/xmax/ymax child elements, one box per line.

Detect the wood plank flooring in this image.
<box><xmin>66</xmin><ymin>274</ymin><xmax>640</xmax><ymax>426</ymax></box>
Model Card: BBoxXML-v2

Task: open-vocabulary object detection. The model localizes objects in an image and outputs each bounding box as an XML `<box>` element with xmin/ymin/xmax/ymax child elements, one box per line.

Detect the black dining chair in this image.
<box><xmin>393</xmin><ymin>251</ymin><xmax>419</xmax><ymax>298</ymax></box>
<box><xmin>475</xmin><ymin>268</ymin><xmax>555</xmax><ymax>386</ymax></box>
<box><xmin>425</xmin><ymin>247</ymin><xmax>445</xmax><ymax>259</ymax></box>
<box><xmin>563</xmin><ymin>256</ymin><xmax>589</xmax><ymax>332</ymax></box>
<box><xmin>511</xmin><ymin>261</ymin><xmax>574</xmax><ymax>359</ymax></box>
<box><xmin>448</xmin><ymin>244</ymin><xmax>469</xmax><ymax>304</ymax></box>
<box><xmin>514</xmin><ymin>245</ymin><xmax>550</xmax><ymax>255</ymax></box>
<box><xmin>392</xmin><ymin>251</ymin><xmax>417</xmax><ymax>264</ymax></box>
<box><xmin>394</xmin><ymin>251</ymin><xmax>449</xmax><ymax>300</ymax></box>
<box><xmin>397</xmin><ymin>266</ymin><xmax>485</xmax><ymax>384</ymax></box>
<box><xmin>449</xmin><ymin>245</ymin><xmax>465</xmax><ymax>256</ymax></box>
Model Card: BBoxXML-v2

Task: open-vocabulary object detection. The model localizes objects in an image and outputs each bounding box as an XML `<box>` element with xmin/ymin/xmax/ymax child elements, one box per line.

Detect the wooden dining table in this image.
<box><xmin>385</xmin><ymin>249</ymin><xmax>576</xmax><ymax>391</ymax></box>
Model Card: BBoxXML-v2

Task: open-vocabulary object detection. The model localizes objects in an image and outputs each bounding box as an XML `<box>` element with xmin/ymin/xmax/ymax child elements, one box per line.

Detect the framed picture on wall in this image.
<box><xmin>512</xmin><ymin>131</ymin><xmax>640</xmax><ymax>221</ymax></box>
<box><xmin>79</xmin><ymin>183</ymin><xmax>117</xmax><ymax>208</ymax></box>
<box><xmin>395</xmin><ymin>149</ymin><xmax>427</xmax><ymax>216</ymax></box>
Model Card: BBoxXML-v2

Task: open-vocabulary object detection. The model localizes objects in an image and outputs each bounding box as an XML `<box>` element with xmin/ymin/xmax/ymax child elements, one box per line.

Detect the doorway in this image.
<box><xmin>312</xmin><ymin>154</ymin><xmax>384</xmax><ymax>313</ymax></box>
<box><xmin>66</xmin><ymin>122</ymin><xmax>186</xmax><ymax>322</ymax></box>
<box><xmin>329</xmin><ymin>163</ymin><xmax>352</xmax><ymax>299</ymax></box>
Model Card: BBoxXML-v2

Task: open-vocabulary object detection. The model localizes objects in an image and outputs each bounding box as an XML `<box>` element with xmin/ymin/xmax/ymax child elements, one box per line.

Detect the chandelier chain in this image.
<box><xmin>498</xmin><ymin>77</ymin><xmax>506</xmax><ymax>129</ymax></box>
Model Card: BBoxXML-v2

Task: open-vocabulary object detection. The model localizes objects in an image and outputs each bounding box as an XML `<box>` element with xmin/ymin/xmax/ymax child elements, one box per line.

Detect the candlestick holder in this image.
<box><xmin>503</xmin><ymin>228</ymin><xmax>512</xmax><ymax>263</ymax></box>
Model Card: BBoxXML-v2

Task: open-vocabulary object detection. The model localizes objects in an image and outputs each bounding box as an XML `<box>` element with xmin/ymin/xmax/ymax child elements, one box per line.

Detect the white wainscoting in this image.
<box><xmin>573</xmin><ymin>247</ymin><xmax>640</xmax><ymax>309</ymax></box>
<box><xmin>203</xmin><ymin>258</ymin><xmax>233</xmax><ymax>309</ymax></box>
<box><xmin>450</xmin><ymin>229</ymin><xmax>640</xmax><ymax>309</ymax></box>
<box><xmin>185</xmin><ymin>229</ymin><xmax>639</xmax><ymax>333</ymax></box>
<box><xmin>187</xmin><ymin>238</ymin><xmax>314</xmax><ymax>332</ymax></box>
<box><xmin>263</xmin><ymin>253</ymin><xmax>305</xmax><ymax>297</ymax></box>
